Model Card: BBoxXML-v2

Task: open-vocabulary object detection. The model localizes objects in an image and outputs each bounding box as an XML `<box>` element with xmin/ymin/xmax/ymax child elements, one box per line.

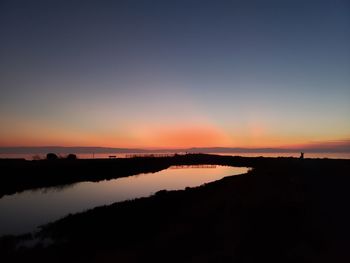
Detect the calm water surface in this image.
<box><xmin>0</xmin><ymin>165</ymin><xmax>248</xmax><ymax>236</ymax></box>
<box><xmin>1</xmin><ymin>152</ymin><xmax>349</xmax><ymax>160</ymax></box>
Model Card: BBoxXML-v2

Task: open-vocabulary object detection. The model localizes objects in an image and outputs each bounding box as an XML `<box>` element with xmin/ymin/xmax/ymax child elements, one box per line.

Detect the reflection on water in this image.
<box><xmin>0</xmin><ymin>165</ymin><xmax>248</xmax><ymax>236</ymax></box>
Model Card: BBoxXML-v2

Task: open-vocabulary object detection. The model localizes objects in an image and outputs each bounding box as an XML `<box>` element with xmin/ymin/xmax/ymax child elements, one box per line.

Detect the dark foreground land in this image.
<box><xmin>0</xmin><ymin>154</ymin><xmax>249</xmax><ymax>198</ymax></box>
<box><xmin>1</xmin><ymin>154</ymin><xmax>350</xmax><ymax>262</ymax></box>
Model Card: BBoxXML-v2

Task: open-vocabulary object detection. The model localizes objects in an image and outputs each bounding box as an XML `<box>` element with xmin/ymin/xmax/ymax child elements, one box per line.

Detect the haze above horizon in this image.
<box><xmin>1</xmin><ymin>0</ymin><xmax>349</xmax><ymax>149</ymax></box>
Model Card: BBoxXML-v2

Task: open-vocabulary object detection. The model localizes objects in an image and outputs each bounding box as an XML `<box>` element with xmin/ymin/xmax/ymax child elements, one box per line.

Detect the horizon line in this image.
<box><xmin>0</xmin><ymin>144</ymin><xmax>349</xmax><ymax>154</ymax></box>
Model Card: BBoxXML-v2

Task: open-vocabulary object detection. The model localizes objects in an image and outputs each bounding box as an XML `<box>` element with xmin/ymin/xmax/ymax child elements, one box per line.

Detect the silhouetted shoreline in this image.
<box><xmin>0</xmin><ymin>154</ymin><xmax>255</xmax><ymax>198</ymax></box>
<box><xmin>1</xmin><ymin>155</ymin><xmax>350</xmax><ymax>262</ymax></box>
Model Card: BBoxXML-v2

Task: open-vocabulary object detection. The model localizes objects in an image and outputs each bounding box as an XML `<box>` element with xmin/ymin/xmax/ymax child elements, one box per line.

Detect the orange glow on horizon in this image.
<box><xmin>146</xmin><ymin>126</ymin><xmax>232</xmax><ymax>148</ymax></box>
<box><xmin>1</xmin><ymin>129</ymin><xmax>349</xmax><ymax>150</ymax></box>
<box><xmin>1</xmin><ymin>115</ymin><xmax>349</xmax><ymax>149</ymax></box>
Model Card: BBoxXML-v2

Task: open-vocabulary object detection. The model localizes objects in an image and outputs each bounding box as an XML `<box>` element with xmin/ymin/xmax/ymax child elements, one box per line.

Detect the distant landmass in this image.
<box><xmin>0</xmin><ymin>145</ymin><xmax>349</xmax><ymax>154</ymax></box>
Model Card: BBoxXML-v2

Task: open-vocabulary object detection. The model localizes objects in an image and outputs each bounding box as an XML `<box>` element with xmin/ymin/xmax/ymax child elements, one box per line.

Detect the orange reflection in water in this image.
<box><xmin>0</xmin><ymin>165</ymin><xmax>249</xmax><ymax>236</ymax></box>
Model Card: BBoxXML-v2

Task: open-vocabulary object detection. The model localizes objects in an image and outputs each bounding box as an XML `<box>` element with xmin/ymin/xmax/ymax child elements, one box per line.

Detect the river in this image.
<box><xmin>0</xmin><ymin>165</ymin><xmax>248</xmax><ymax>236</ymax></box>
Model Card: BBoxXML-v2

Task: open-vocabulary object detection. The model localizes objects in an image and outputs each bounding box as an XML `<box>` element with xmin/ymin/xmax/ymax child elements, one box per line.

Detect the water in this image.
<box><xmin>1</xmin><ymin>152</ymin><xmax>349</xmax><ymax>160</ymax></box>
<box><xmin>0</xmin><ymin>165</ymin><xmax>248</xmax><ymax>236</ymax></box>
<box><xmin>213</xmin><ymin>152</ymin><xmax>350</xmax><ymax>159</ymax></box>
<box><xmin>0</xmin><ymin>152</ymin><xmax>177</xmax><ymax>160</ymax></box>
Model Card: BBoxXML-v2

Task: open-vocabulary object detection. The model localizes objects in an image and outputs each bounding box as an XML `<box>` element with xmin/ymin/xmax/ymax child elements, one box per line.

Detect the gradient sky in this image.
<box><xmin>0</xmin><ymin>0</ymin><xmax>349</xmax><ymax>148</ymax></box>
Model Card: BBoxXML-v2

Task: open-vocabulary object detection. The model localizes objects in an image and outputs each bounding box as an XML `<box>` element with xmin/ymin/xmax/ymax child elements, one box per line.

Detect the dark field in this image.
<box><xmin>1</xmin><ymin>154</ymin><xmax>350</xmax><ymax>262</ymax></box>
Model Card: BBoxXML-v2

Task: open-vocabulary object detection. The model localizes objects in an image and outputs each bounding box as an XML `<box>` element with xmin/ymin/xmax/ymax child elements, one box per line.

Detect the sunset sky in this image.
<box><xmin>0</xmin><ymin>0</ymin><xmax>349</xmax><ymax>149</ymax></box>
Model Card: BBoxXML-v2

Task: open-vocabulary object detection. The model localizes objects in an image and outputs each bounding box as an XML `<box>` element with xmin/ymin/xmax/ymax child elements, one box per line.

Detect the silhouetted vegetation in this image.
<box><xmin>66</xmin><ymin>154</ymin><xmax>77</xmax><ymax>160</ymax></box>
<box><xmin>1</xmin><ymin>155</ymin><xmax>350</xmax><ymax>262</ymax></box>
<box><xmin>46</xmin><ymin>153</ymin><xmax>58</xmax><ymax>160</ymax></box>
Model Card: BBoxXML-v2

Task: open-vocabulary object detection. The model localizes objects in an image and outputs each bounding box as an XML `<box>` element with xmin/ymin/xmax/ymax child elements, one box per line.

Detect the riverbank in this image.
<box><xmin>1</xmin><ymin>155</ymin><xmax>350</xmax><ymax>262</ymax></box>
<box><xmin>1</xmin><ymin>154</ymin><xmax>256</xmax><ymax>197</ymax></box>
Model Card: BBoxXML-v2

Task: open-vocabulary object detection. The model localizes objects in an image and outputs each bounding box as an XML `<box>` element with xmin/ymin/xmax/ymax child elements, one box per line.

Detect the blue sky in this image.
<box><xmin>0</xmin><ymin>0</ymin><xmax>349</xmax><ymax>148</ymax></box>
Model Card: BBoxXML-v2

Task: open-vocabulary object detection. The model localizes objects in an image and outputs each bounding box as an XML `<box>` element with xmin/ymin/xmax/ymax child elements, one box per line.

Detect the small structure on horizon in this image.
<box><xmin>109</xmin><ymin>155</ymin><xmax>117</xmax><ymax>159</ymax></box>
<box><xmin>300</xmin><ymin>152</ymin><xmax>304</xmax><ymax>159</ymax></box>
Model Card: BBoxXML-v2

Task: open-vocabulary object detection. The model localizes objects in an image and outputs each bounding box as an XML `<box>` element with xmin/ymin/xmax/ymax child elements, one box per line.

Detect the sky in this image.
<box><xmin>0</xmin><ymin>0</ymin><xmax>349</xmax><ymax>149</ymax></box>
